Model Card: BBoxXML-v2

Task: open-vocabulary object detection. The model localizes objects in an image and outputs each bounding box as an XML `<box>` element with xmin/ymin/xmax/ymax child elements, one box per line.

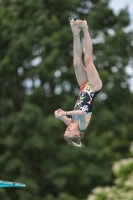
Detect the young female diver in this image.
<box><xmin>54</xmin><ymin>19</ymin><xmax>102</xmax><ymax>147</ymax></box>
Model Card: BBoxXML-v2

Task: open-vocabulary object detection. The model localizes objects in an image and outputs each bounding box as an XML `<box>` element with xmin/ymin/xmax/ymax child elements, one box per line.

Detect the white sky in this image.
<box><xmin>110</xmin><ymin>0</ymin><xmax>133</xmax><ymax>92</ymax></box>
<box><xmin>109</xmin><ymin>0</ymin><xmax>133</xmax><ymax>30</ymax></box>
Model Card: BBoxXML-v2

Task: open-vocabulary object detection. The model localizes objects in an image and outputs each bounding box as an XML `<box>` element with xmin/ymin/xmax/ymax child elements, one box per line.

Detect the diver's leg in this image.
<box><xmin>75</xmin><ymin>20</ymin><xmax>102</xmax><ymax>91</ymax></box>
<box><xmin>70</xmin><ymin>19</ymin><xmax>88</xmax><ymax>88</ymax></box>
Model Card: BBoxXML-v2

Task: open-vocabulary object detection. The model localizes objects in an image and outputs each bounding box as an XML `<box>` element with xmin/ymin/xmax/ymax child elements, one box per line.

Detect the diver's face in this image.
<box><xmin>64</xmin><ymin>123</ymin><xmax>80</xmax><ymax>138</ymax></box>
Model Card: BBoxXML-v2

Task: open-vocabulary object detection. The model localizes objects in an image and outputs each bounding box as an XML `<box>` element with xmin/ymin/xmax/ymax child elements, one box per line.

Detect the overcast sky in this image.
<box><xmin>109</xmin><ymin>0</ymin><xmax>133</xmax><ymax>92</ymax></box>
<box><xmin>110</xmin><ymin>0</ymin><xmax>133</xmax><ymax>29</ymax></box>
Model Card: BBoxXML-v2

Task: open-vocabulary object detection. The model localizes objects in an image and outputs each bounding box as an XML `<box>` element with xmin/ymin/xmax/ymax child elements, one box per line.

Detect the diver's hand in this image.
<box><xmin>54</xmin><ymin>109</ymin><xmax>66</xmax><ymax>118</ymax></box>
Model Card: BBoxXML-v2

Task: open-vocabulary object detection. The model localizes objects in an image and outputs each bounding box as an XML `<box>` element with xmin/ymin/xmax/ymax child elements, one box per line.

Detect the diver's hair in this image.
<box><xmin>64</xmin><ymin>132</ymin><xmax>85</xmax><ymax>148</ymax></box>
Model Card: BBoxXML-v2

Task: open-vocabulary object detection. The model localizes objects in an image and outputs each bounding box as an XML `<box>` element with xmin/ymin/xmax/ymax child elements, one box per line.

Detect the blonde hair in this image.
<box><xmin>64</xmin><ymin>132</ymin><xmax>84</xmax><ymax>148</ymax></box>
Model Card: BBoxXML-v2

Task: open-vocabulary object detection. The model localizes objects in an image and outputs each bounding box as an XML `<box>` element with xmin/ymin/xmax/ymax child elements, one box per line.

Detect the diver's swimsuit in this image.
<box><xmin>71</xmin><ymin>82</ymin><xmax>100</xmax><ymax>128</ymax></box>
<box><xmin>74</xmin><ymin>82</ymin><xmax>100</xmax><ymax>114</ymax></box>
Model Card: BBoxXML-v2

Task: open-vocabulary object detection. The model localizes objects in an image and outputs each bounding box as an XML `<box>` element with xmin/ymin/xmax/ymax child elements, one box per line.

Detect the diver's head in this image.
<box><xmin>64</xmin><ymin>123</ymin><xmax>84</xmax><ymax>147</ymax></box>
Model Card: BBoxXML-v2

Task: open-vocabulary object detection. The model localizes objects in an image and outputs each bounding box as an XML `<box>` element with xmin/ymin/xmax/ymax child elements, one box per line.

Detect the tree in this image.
<box><xmin>0</xmin><ymin>0</ymin><xmax>133</xmax><ymax>199</ymax></box>
<box><xmin>87</xmin><ymin>142</ymin><xmax>133</xmax><ymax>200</ymax></box>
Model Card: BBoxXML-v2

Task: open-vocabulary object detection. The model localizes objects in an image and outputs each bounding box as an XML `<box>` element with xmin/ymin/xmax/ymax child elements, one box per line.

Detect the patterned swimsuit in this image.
<box><xmin>74</xmin><ymin>82</ymin><xmax>100</xmax><ymax>114</ymax></box>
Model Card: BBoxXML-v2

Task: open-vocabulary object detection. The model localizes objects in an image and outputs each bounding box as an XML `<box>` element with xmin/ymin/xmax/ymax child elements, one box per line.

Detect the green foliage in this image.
<box><xmin>0</xmin><ymin>0</ymin><xmax>133</xmax><ymax>199</ymax></box>
<box><xmin>87</xmin><ymin>143</ymin><xmax>133</xmax><ymax>200</ymax></box>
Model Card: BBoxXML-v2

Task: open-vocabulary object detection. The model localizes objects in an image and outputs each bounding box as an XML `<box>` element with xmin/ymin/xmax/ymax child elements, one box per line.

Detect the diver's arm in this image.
<box><xmin>65</xmin><ymin>110</ymin><xmax>85</xmax><ymax>116</ymax></box>
<box><xmin>55</xmin><ymin>108</ymin><xmax>85</xmax><ymax>117</ymax></box>
<box><xmin>59</xmin><ymin>116</ymin><xmax>71</xmax><ymax>126</ymax></box>
<box><xmin>54</xmin><ymin>109</ymin><xmax>71</xmax><ymax>126</ymax></box>
<box><xmin>66</xmin><ymin>110</ymin><xmax>91</xmax><ymax>130</ymax></box>
<box><xmin>79</xmin><ymin>115</ymin><xmax>91</xmax><ymax>130</ymax></box>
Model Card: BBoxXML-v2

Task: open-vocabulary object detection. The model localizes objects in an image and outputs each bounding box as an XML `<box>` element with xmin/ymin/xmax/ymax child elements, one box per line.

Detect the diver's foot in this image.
<box><xmin>70</xmin><ymin>19</ymin><xmax>81</xmax><ymax>36</ymax></box>
<box><xmin>74</xmin><ymin>20</ymin><xmax>88</xmax><ymax>30</ymax></box>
